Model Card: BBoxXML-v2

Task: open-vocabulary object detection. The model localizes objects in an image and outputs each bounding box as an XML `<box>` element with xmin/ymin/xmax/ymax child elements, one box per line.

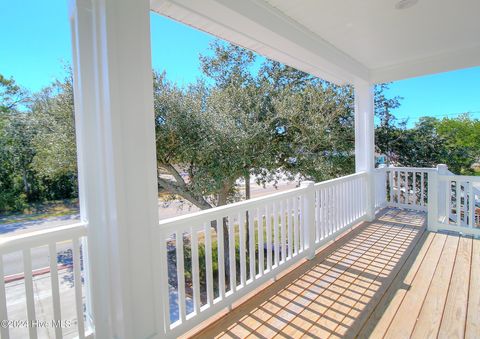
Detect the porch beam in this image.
<box><xmin>354</xmin><ymin>80</ymin><xmax>375</xmax><ymax>220</ymax></box>
<box><xmin>69</xmin><ymin>0</ymin><xmax>160</xmax><ymax>337</ymax></box>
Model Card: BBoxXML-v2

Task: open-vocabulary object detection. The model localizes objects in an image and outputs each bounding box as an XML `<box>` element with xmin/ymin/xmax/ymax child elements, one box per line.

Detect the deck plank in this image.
<box><xmin>357</xmin><ymin>231</ymin><xmax>434</xmax><ymax>338</ymax></box>
<box><xmin>267</xmin><ymin>221</ymin><xmax>396</xmax><ymax>338</ymax></box>
<box><xmin>300</xmin><ymin>221</ymin><xmax>407</xmax><ymax>338</ymax></box>
<box><xmin>188</xmin><ymin>209</ymin><xmax>480</xmax><ymax>339</ymax></box>
<box><xmin>438</xmin><ymin>235</ymin><xmax>473</xmax><ymax>339</ymax></box>
<box><xmin>411</xmin><ymin>235</ymin><xmax>459</xmax><ymax>339</ymax></box>
<box><xmin>330</xmin><ymin>224</ymin><xmax>423</xmax><ymax>338</ymax></box>
<box><xmin>466</xmin><ymin>238</ymin><xmax>480</xmax><ymax>339</ymax></box>
<box><xmin>383</xmin><ymin>233</ymin><xmax>447</xmax><ymax>339</ymax></box>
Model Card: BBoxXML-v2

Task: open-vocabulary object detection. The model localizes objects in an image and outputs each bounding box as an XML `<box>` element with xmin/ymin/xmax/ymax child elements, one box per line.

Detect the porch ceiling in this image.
<box><xmin>150</xmin><ymin>0</ymin><xmax>480</xmax><ymax>85</ymax></box>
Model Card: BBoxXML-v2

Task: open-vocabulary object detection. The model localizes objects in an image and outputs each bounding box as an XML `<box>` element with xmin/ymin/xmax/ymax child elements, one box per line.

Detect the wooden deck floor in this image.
<box><xmin>194</xmin><ymin>208</ymin><xmax>480</xmax><ymax>339</ymax></box>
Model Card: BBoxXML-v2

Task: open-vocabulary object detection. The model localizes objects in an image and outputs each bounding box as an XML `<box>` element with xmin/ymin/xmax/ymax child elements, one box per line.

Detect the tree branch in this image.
<box><xmin>157</xmin><ymin>176</ymin><xmax>212</xmax><ymax>210</ymax></box>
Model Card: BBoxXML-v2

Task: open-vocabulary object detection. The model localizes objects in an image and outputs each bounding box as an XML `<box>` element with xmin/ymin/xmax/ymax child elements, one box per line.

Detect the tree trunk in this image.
<box><xmin>22</xmin><ymin>170</ymin><xmax>30</xmax><ymax>199</ymax></box>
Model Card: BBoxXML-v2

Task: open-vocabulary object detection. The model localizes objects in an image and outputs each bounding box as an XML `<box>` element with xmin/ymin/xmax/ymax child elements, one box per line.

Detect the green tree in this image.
<box><xmin>30</xmin><ymin>74</ymin><xmax>78</xmax><ymax>198</ymax></box>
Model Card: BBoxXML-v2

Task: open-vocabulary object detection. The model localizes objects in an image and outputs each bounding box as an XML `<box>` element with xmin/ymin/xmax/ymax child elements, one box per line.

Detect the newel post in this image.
<box><xmin>377</xmin><ymin>164</ymin><xmax>388</xmax><ymax>208</ymax></box>
<box><xmin>430</xmin><ymin>164</ymin><xmax>448</xmax><ymax>230</ymax></box>
<box><xmin>301</xmin><ymin>181</ymin><xmax>316</xmax><ymax>259</ymax></box>
<box><xmin>428</xmin><ymin>164</ymin><xmax>447</xmax><ymax>231</ymax></box>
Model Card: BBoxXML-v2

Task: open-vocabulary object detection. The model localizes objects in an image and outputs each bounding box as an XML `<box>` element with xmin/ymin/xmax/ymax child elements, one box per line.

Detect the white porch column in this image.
<box><xmin>354</xmin><ymin>80</ymin><xmax>375</xmax><ymax>220</ymax></box>
<box><xmin>70</xmin><ymin>0</ymin><xmax>160</xmax><ymax>338</ymax></box>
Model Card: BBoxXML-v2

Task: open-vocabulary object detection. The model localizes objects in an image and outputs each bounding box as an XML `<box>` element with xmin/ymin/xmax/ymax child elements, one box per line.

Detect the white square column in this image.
<box><xmin>70</xmin><ymin>0</ymin><xmax>160</xmax><ymax>337</ymax></box>
<box><xmin>354</xmin><ymin>80</ymin><xmax>375</xmax><ymax>220</ymax></box>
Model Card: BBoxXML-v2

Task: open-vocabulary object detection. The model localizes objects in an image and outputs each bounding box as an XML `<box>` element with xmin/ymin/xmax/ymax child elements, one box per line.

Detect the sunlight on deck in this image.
<box><xmin>195</xmin><ymin>208</ymin><xmax>480</xmax><ymax>339</ymax></box>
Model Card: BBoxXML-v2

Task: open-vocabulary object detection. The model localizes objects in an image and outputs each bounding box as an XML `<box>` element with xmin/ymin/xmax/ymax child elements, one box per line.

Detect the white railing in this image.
<box><xmin>156</xmin><ymin>185</ymin><xmax>311</xmax><ymax>337</ymax></box>
<box><xmin>429</xmin><ymin>169</ymin><xmax>480</xmax><ymax>236</ymax></box>
<box><xmin>155</xmin><ymin>171</ymin><xmax>368</xmax><ymax>337</ymax></box>
<box><xmin>383</xmin><ymin>166</ymin><xmax>434</xmax><ymax>211</ymax></box>
<box><xmin>314</xmin><ymin>172</ymin><xmax>368</xmax><ymax>244</ymax></box>
<box><xmin>0</xmin><ymin>223</ymin><xmax>90</xmax><ymax>339</ymax></box>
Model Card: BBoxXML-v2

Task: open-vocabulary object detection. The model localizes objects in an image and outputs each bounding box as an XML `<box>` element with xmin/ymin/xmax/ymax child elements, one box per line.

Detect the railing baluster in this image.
<box><xmin>412</xmin><ymin>171</ymin><xmax>417</xmax><ymax>205</ymax></box>
<box><xmin>257</xmin><ymin>208</ymin><xmax>264</xmax><ymax>276</ymax></box>
<box><xmin>406</xmin><ymin>171</ymin><xmax>410</xmax><ymax>205</ymax></box>
<box><xmin>328</xmin><ymin>186</ymin><xmax>333</xmax><ymax>234</ymax></box>
<box><xmin>463</xmin><ymin>184</ymin><xmax>468</xmax><ymax>227</ymax></box>
<box><xmin>294</xmin><ymin>195</ymin><xmax>300</xmax><ymax>253</ymax></box>
<box><xmin>23</xmin><ymin>249</ymin><xmax>37</xmax><ymax>339</ymax></box>
<box><xmin>248</xmin><ymin>208</ymin><xmax>255</xmax><ymax>280</ymax></box>
<box><xmin>341</xmin><ymin>182</ymin><xmax>345</xmax><ymax>224</ymax></box>
<box><xmin>456</xmin><ymin>180</ymin><xmax>461</xmax><ymax>227</ymax></box>
<box><xmin>324</xmin><ymin>188</ymin><xmax>328</xmax><ymax>235</ymax></box>
<box><xmin>72</xmin><ymin>238</ymin><xmax>85</xmax><ymax>339</ymax></box>
<box><xmin>159</xmin><ymin>235</ymin><xmax>170</xmax><ymax>330</ymax></box>
<box><xmin>287</xmin><ymin>198</ymin><xmax>292</xmax><ymax>259</ymax></box>
<box><xmin>421</xmin><ymin>172</ymin><xmax>425</xmax><ymax>205</ymax></box>
<box><xmin>280</xmin><ymin>200</ymin><xmax>286</xmax><ymax>263</ymax></box>
<box><xmin>353</xmin><ymin>179</ymin><xmax>358</xmax><ymax>220</ymax></box>
<box><xmin>204</xmin><ymin>223</ymin><xmax>214</xmax><ymax>307</ymax></box>
<box><xmin>398</xmin><ymin>170</ymin><xmax>401</xmax><ymax>204</ymax></box>
<box><xmin>238</xmin><ymin>212</ymin><xmax>247</xmax><ymax>286</ymax></box>
<box><xmin>227</xmin><ymin>215</ymin><xmax>235</xmax><ymax>294</ymax></box>
<box><xmin>217</xmin><ymin>217</ymin><xmax>226</xmax><ymax>297</ymax></box>
<box><xmin>335</xmin><ymin>184</ymin><xmax>340</xmax><ymax>231</ymax></box>
<box><xmin>265</xmin><ymin>205</ymin><xmax>272</xmax><ymax>272</ymax></box>
<box><xmin>299</xmin><ymin>196</ymin><xmax>304</xmax><ymax>252</ymax></box>
<box><xmin>190</xmin><ymin>228</ymin><xmax>201</xmax><ymax>315</ymax></box>
<box><xmin>346</xmin><ymin>180</ymin><xmax>350</xmax><ymax>224</ymax></box>
<box><xmin>0</xmin><ymin>256</ymin><xmax>9</xmax><ymax>339</ymax></box>
<box><xmin>175</xmin><ymin>231</ymin><xmax>186</xmax><ymax>323</ymax></box>
<box><xmin>49</xmin><ymin>243</ymin><xmax>62</xmax><ymax>339</ymax></box>
<box><xmin>468</xmin><ymin>183</ymin><xmax>475</xmax><ymax>228</ymax></box>
<box><xmin>273</xmin><ymin>202</ymin><xmax>279</xmax><ymax>268</ymax></box>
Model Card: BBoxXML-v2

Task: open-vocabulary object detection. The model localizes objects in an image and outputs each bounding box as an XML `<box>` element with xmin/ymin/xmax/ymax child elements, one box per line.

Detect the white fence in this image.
<box><xmin>0</xmin><ymin>223</ymin><xmax>90</xmax><ymax>339</ymax></box>
<box><xmin>429</xmin><ymin>169</ymin><xmax>480</xmax><ymax>236</ymax></box>
<box><xmin>383</xmin><ymin>167</ymin><xmax>433</xmax><ymax>211</ymax></box>
<box><xmin>155</xmin><ymin>172</ymin><xmax>368</xmax><ymax>338</ymax></box>
<box><xmin>314</xmin><ymin>172</ymin><xmax>368</xmax><ymax>244</ymax></box>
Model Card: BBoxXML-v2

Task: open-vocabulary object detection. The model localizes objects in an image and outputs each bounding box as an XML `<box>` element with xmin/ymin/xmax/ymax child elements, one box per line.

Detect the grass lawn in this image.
<box><xmin>0</xmin><ymin>199</ymin><xmax>79</xmax><ymax>225</ymax></box>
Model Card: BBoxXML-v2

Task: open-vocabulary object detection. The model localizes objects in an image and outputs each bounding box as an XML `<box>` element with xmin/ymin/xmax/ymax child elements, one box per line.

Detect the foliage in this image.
<box><xmin>3</xmin><ymin>39</ymin><xmax>477</xmax><ymax>215</ymax></box>
<box><xmin>0</xmin><ymin>73</ymin><xmax>77</xmax><ymax>212</ymax></box>
<box><xmin>375</xmin><ymin>115</ymin><xmax>480</xmax><ymax>175</ymax></box>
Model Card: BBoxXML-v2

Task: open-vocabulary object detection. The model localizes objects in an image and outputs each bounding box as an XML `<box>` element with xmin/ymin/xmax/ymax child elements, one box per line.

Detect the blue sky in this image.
<box><xmin>1</xmin><ymin>1</ymin><xmax>479</xmax><ymax>127</ymax></box>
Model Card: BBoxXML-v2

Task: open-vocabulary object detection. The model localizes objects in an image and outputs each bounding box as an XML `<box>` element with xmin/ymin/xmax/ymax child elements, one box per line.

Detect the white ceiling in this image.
<box><xmin>151</xmin><ymin>0</ymin><xmax>480</xmax><ymax>85</ymax></box>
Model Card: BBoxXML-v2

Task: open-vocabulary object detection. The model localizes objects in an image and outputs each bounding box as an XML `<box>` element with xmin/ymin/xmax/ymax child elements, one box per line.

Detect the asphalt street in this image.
<box><xmin>0</xmin><ymin>181</ymin><xmax>297</xmax><ymax>277</ymax></box>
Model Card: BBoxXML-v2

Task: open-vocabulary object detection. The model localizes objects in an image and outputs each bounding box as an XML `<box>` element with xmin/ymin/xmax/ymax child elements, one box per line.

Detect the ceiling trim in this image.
<box><xmin>370</xmin><ymin>44</ymin><xmax>480</xmax><ymax>84</ymax></box>
<box><xmin>151</xmin><ymin>0</ymin><xmax>480</xmax><ymax>85</ymax></box>
<box><xmin>150</xmin><ymin>0</ymin><xmax>369</xmax><ymax>85</ymax></box>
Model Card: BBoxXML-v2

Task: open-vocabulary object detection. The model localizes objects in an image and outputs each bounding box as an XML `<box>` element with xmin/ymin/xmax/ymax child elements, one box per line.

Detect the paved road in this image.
<box><xmin>1</xmin><ymin>181</ymin><xmax>297</xmax><ymax>276</ymax></box>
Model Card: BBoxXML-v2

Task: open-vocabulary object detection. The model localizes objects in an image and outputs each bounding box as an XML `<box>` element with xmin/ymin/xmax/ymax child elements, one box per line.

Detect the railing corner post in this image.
<box><xmin>301</xmin><ymin>181</ymin><xmax>316</xmax><ymax>260</ymax></box>
<box><xmin>428</xmin><ymin>167</ymin><xmax>440</xmax><ymax>231</ymax></box>
<box><xmin>365</xmin><ymin>171</ymin><xmax>376</xmax><ymax>222</ymax></box>
<box><xmin>378</xmin><ymin>164</ymin><xmax>388</xmax><ymax>208</ymax></box>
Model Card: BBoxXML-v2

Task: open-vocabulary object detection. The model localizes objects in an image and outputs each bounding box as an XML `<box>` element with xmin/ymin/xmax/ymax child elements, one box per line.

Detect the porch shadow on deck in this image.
<box><xmin>190</xmin><ymin>207</ymin><xmax>480</xmax><ymax>338</ymax></box>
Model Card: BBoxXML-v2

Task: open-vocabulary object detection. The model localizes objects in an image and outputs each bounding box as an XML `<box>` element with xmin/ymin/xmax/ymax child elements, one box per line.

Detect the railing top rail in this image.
<box><xmin>158</xmin><ymin>185</ymin><xmax>307</xmax><ymax>229</ymax></box>
<box><xmin>385</xmin><ymin>166</ymin><xmax>436</xmax><ymax>172</ymax></box>
<box><xmin>0</xmin><ymin>222</ymin><xmax>87</xmax><ymax>255</ymax></box>
<box><xmin>437</xmin><ymin>174</ymin><xmax>480</xmax><ymax>182</ymax></box>
<box><xmin>313</xmin><ymin>171</ymin><xmax>367</xmax><ymax>188</ymax></box>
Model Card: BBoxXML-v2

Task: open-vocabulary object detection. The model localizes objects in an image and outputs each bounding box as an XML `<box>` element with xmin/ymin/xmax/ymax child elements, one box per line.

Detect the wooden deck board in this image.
<box><xmin>383</xmin><ymin>232</ymin><xmax>447</xmax><ymax>338</ymax></box>
<box><xmin>410</xmin><ymin>235</ymin><xmax>459</xmax><ymax>339</ymax></box>
<box><xmin>438</xmin><ymin>235</ymin><xmax>472</xmax><ymax>339</ymax></box>
<box><xmin>191</xmin><ymin>209</ymin><xmax>480</xmax><ymax>339</ymax></box>
<box><xmin>466</xmin><ymin>238</ymin><xmax>480</xmax><ymax>339</ymax></box>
